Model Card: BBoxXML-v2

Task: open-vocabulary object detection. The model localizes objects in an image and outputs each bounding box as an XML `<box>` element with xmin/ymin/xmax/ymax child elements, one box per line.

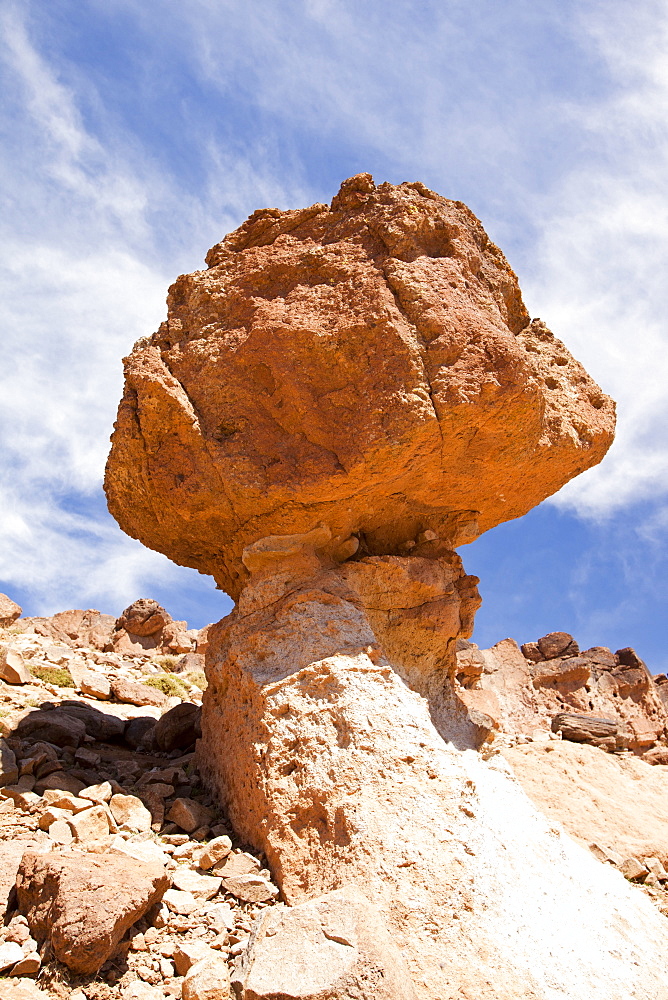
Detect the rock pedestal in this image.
<box><xmin>198</xmin><ymin>537</ymin><xmax>668</xmax><ymax>1000</ymax></box>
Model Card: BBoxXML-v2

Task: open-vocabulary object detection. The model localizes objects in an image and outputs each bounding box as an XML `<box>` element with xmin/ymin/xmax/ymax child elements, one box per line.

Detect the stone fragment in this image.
<box><xmin>38</xmin><ymin>806</ymin><xmax>70</xmax><ymax>830</ymax></box>
<box><xmin>232</xmin><ymin>887</ymin><xmax>415</xmax><ymax>1000</ymax></box>
<box><xmin>0</xmin><ymin>647</ymin><xmax>32</xmax><ymax>685</ymax></box>
<box><xmin>0</xmin><ymin>941</ymin><xmax>25</xmax><ymax>972</ymax></box>
<box><xmin>173</xmin><ymin>940</ymin><xmax>218</xmax><ymax>976</ymax></box>
<box><xmin>0</xmin><ymin>593</ymin><xmax>22</xmax><ymax>626</ymax></box>
<box><xmin>0</xmin><ymin>739</ymin><xmax>19</xmax><ymax>787</ymax></box>
<box><xmin>172</xmin><ymin>868</ymin><xmax>222</xmax><ymax>900</ymax></box>
<box><xmin>588</xmin><ymin>843</ymin><xmax>624</xmax><ymax>866</ymax></box>
<box><xmin>221</xmin><ymin>873</ymin><xmax>278</xmax><ymax>904</ymax></box>
<box><xmin>80</xmin><ymin>781</ymin><xmax>113</xmax><ymax>804</ymax></box>
<box><xmin>109</xmin><ymin>793</ymin><xmax>153</xmax><ymax>832</ymax></box>
<box><xmin>10</xmin><ymin>952</ymin><xmax>41</xmax><ymax>976</ymax></box>
<box><xmin>182</xmin><ymin>955</ymin><xmax>231</xmax><ymax>1000</ymax></box>
<box><xmin>537</xmin><ymin>632</ymin><xmax>579</xmax><ymax>660</ymax></box>
<box><xmin>16</xmin><ymin>850</ymin><xmax>170</xmax><ymax>973</ymax></box>
<box><xmin>42</xmin><ymin>789</ymin><xmax>90</xmax><ymax>811</ymax></box>
<box><xmin>154</xmin><ymin>702</ymin><xmax>201</xmax><ymax>752</ymax></box>
<box><xmin>174</xmin><ymin>652</ymin><xmax>205</xmax><ymax>674</ymax></box>
<box><xmin>0</xmin><ymin>978</ymin><xmax>44</xmax><ymax>1000</ymax></box>
<box><xmin>125</xmin><ymin>716</ymin><xmax>157</xmax><ymax>750</ymax></box>
<box><xmin>48</xmin><ymin>819</ymin><xmax>74</xmax><ymax>845</ymax></box>
<box><xmin>618</xmin><ymin>857</ymin><xmax>648</xmax><ymax>882</ymax></box>
<box><xmin>520</xmin><ymin>641</ymin><xmax>542</xmax><ymax>662</ymax></box>
<box><xmin>643</xmin><ymin>857</ymin><xmax>668</xmax><ymax>879</ymax></box>
<box><xmin>206</xmin><ymin>902</ymin><xmax>235</xmax><ymax>932</ymax></box>
<box><xmin>196</xmin><ymin>836</ymin><xmax>232</xmax><ymax>870</ymax></box>
<box><xmin>551</xmin><ymin>713</ymin><xmax>617</xmax><ymax>744</ymax></box>
<box><xmin>166</xmin><ymin>797</ymin><xmax>214</xmax><ymax>833</ymax></box>
<box><xmin>17</xmin><ymin>709</ymin><xmax>87</xmax><ymax>748</ymax></box>
<box><xmin>117</xmin><ymin>598</ymin><xmax>170</xmax><ymax>637</ymax></box>
<box><xmin>67</xmin><ymin>805</ymin><xmax>112</xmax><ymax>841</ymax></box>
<box><xmin>531</xmin><ymin>657</ymin><xmax>591</xmax><ymax>688</ymax></box>
<box><xmin>163</xmin><ymin>888</ymin><xmax>198</xmax><ymax>915</ymax></box>
<box><xmin>111</xmin><ymin>677</ymin><xmax>168</xmax><ymax>707</ymax></box>
<box><xmin>1</xmin><ymin>787</ymin><xmax>41</xmax><ymax>810</ymax></box>
<box><xmin>79</xmin><ymin>668</ymin><xmax>111</xmax><ymax>700</ymax></box>
<box><xmin>212</xmin><ymin>852</ymin><xmax>260</xmax><ymax>879</ymax></box>
<box><xmin>34</xmin><ymin>771</ymin><xmax>85</xmax><ymax>796</ymax></box>
<box><xmin>110</xmin><ymin>837</ymin><xmax>170</xmax><ymax>867</ymax></box>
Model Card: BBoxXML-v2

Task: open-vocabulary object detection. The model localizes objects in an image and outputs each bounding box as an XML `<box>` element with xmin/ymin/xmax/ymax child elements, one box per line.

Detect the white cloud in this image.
<box><xmin>524</xmin><ymin>1</ymin><xmax>668</xmax><ymax>517</ymax></box>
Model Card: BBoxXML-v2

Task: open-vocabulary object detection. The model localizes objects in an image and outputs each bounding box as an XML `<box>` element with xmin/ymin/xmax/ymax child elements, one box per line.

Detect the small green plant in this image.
<box><xmin>185</xmin><ymin>670</ymin><xmax>207</xmax><ymax>691</ymax></box>
<box><xmin>151</xmin><ymin>654</ymin><xmax>181</xmax><ymax>672</ymax></box>
<box><xmin>142</xmin><ymin>674</ymin><xmax>188</xmax><ymax>699</ymax></box>
<box><xmin>28</xmin><ymin>663</ymin><xmax>75</xmax><ymax>688</ymax></box>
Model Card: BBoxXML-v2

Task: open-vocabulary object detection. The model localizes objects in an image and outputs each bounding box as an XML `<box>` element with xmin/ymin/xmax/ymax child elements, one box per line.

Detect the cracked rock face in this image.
<box><xmin>104</xmin><ymin>173</ymin><xmax>614</xmax><ymax>599</ymax></box>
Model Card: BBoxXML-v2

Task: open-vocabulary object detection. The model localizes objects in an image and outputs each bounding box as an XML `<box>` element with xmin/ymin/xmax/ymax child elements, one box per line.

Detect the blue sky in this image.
<box><xmin>1</xmin><ymin>0</ymin><xmax>667</xmax><ymax>670</ymax></box>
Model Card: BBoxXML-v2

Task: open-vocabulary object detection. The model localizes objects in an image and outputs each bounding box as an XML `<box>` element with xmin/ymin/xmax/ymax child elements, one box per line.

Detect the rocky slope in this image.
<box><xmin>4</xmin><ymin>595</ymin><xmax>668</xmax><ymax>998</ymax></box>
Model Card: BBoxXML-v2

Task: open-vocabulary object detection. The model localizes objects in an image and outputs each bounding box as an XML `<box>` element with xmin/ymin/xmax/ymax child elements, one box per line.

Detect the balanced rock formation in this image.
<box><xmin>105</xmin><ymin>173</ymin><xmax>614</xmax><ymax>599</ymax></box>
<box><xmin>103</xmin><ymin>178</ymin><xmax>668</xmax><ymax>999</ymax></box>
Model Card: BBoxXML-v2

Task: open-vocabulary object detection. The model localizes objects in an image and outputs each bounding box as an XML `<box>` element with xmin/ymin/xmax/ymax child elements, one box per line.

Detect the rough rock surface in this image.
<box><xmin>197</xmin><ymin>543</ymin><xmax>668</xmax><ymax>999</ymax></box>
<box><xmin>0</xmin><ymin>594</ymin><xmax>22</xmax><ymax>627</ymax></box>
<box><xmin>232</xmin><ymin>886</ymin><xmax>415</xmax><ymax>999</ymax></box>
<box><xmin>16</xmin><ymin>850</ymin><xmax>170</xmax><ymax>973</ymax></box>
<box><xmin>105</xmin><ymin>174</ymin><xmax>614</xmax><ymax>598</ymax></box>
<box><xmin>458</xmin><ymin>634</ymin><xmax>668</xmax><ymax>749</ymax></box>
<box><xmin>502</xmin><ymin>739</ymin><xmax>668</xmax><ymax>867</ymax></box>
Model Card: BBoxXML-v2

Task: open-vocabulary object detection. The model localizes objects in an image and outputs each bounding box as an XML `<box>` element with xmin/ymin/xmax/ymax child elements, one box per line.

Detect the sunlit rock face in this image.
<box><xmin>104</xmin><ymin>174</ymin><xmax>614</xmax><ymax>599</ymax></box>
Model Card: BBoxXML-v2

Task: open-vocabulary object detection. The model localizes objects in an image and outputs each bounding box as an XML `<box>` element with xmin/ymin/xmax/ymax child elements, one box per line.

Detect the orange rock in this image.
<box><xmin>105</xmin><ymin>175</ymin><xmax>614</xmax><ymax>599</ymax></box>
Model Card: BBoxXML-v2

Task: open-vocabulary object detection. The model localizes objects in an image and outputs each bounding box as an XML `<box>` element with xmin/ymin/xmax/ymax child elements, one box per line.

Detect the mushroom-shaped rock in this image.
<box><xmin>104</xmin><ymin>174</ymin><xmax>614</xmax><ymax>599</ymax></box>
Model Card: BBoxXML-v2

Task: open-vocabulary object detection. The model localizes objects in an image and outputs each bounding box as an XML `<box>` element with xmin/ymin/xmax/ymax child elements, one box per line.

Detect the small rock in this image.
<box><xmin>196</xmin><ymin>836</ymin><xmax>232</xmax><ymax>871</ymax></box>
<box><xmin>154</xmin><ymin>703</ymin><xmax>201</xmax><ymax>752</ymax></box>
<box><xmin>588</xmin><ymin>843</ymin><xmax>624</xmax><ymax>866</ymax></box>
<box><xmin>110</xmin><ymin>836</ymin><xmax>170</xmax><ymax>867</ymax></box>
<box><xmin>0</xmin><ymin>941</ymin><xmax>25</xmax><ymax>971</ymax></box>
<box><xmin>182</xmin><ymin>955</ymin><xmax>231</xmax><ymax>1000</ymax></box>
<box><xmin>68</xmin><ymin>805</ymin><xmax>112</xmax><ymax>842</ymax></box>
<box><xmin>537</xmin><ymin>632</ymin><xmax>579</xmax><ymax>660</ymax></box>
<box><xmin>642</xmin><ymin>747</ymin><xmax>668</xmax><ymax>766</ymax></box>
<box><xmin>173</xmin><ymin>940</ymin><xmax>218</xmax><ymax>976</ymax></box>
<box><xmin>221</xmin><ymin>873</ymin><xmax>278</xmax><ymax>903</ymax></box>
<box><xmin>111</xmin><ymin>677</ymin><xmax>168</xmax><ymax>708</ymax></box>
<box><xmin>618</xmin><ymin>857</ymin><xmax>648</xmax><ymax>882</ymax></box>
<box><xmin>110</xmin><ymin>793</ymin><xmax>153</xmax><ymax>832</ymax></box>
<box><xmin>0</xmin><ymin>739</ymin><xmax>19</xmax><ymax>787</ymax></box>
<box><xmin>212</xmin><ymin>852</ymin><xmax>260</xmax><ymax>879</ymax></box>
<box><xmin>0</xmin><ymin>593</ymin><xmax>22</xmax><ymax>626</ymax></box>
<box><xmin>206</xmin><ymin>902</ymin><xmax>235</xmax><ymax>932</ymax></box>
<box><xmin>172</xmin><ymin>869</ymin><xmax>222</xmax><ymax>900</ymax></box>
<box><xmin>80</xmin><ymin>668</ymin><xmax>112</xmax><ymax>700</ymax></box>
<box><xmin>643</xmin><ymin>857</ymin><xmax>668</xmax><ymax>879</ymax></box>
<box><xmin>9</xmin><ymin>951</ymin><xmax>41</xmax><ymax>976</ymax></box>
<box><xmin>163</xmin><ymin>888</ymin><xmax>198</xmax><ymax>914</ymax></box>
<box><xmin>131</xmin><ymin>931</ymin><xmax>148</xmax><ymax>951</ymax></box>
<box><xmin>0</xmin><ymin>647</ymin><xmax>31</xmax><ymax>685</ymax></box>
<box><xmin>42</xmin><ymin>789</ymin><xmax>90</xmax><ymax>812</ymax></box>
<box><xmin>160</xmin><ymin>957</ymin><xmax>176</xmax><ymax>979</ymax></box>
<box><xmin>80</xmin><ymin>780</ymin><xmax>113</xmax><ymax>805</ymax></box>
<box><xmin>166</xmin><ymin>797</ymin><xmax>214</xmax><ymax>834</ymax></box>
<box><xmin>74</xmin><ymin>747</ymin><xmax>101</xmax><ymax>769</ymax></box>
<box><xmin>125</xmin><ymin>716</ymin><xmax>157</xmax><ymax>750</ymax></box>
<box><xmin>35</xmin><ymin>770</ymin><xmax>86</xmax><ymax>796</ymax></box>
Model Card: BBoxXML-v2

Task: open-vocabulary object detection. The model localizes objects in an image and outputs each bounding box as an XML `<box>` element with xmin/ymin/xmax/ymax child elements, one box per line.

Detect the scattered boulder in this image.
<box><xmin>79</xmin><ymin>668</ymin><xmax>111</xmax><ymax>700</ymax></box>
<box><xmin>537</xmin><ymin>632</ymin><xmax>580</xmax><ymax>660</ymax></box>
<box><xmin>111</xmin><ymin>677</ymin><xmax>168</xmax><ymax>708</ymax></box>
<box><xmin>109</xmin><ymin>793</ymin><xmax>152</xmax><ymax>832</ymax></box>
<box><xmin>182</xmin><ymin>954</ymin><xmax>231</xmax><ymax>1000</ymax></box>
<box><xmin>0</xmin><ymin>739</ymin><xmax>19</xmax><ymax>787</ymax></box>
<box><xmin>16</xmin><ymin>708</ymin><xmax>87</xmax><ymax>747</ymax></box>
<box><xmin>154</xmin><ymin>702</ymin><xmax>200</xmax><ymax>752</ymax></box>
<box><xmin>551</xmin><ymin>712</ymin><xmax>617</xmax><ymax>745</ymax></box>
<box><xmin>0</xmin><ymin>647</ymin><xmax>31</xmax><ymax>685</ymax></box>
<box><xmin>0</xmin><ymin>594</ymin><xmax>22</xmax><ymax>627</ymax></box>
<box><xmin>166</xmin><ymin>797</ymin><xmax>214</xmax><ymax>834</ymax></box>
<box><xmin>16</xmin><ymin>850</ymin><xmax>170</xmax><ymax>973</ymax></box>
<box><xmin>124</xmin><ymin>716</ymin><xmax>157</xmax><ymax>750</ymax></box>
<box><xmin>232</xmin><ymin>886</ymin><xmax>416</xmax><ymax>1000</ymax></box>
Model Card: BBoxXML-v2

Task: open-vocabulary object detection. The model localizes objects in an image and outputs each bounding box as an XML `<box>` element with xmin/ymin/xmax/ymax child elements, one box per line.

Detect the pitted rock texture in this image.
<box><xmin>105</xmin><ymin>174</ymin><xmax>615</xmax><ymax>598</ymax></box>
<box><xmin>198</xmin><ymin>547</ymin><xmax>668</xmax><ymax>1000</ymax></box>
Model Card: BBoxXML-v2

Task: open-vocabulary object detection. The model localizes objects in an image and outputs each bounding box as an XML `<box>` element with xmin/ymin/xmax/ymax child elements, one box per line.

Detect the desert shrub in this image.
<box><xmin>29</xmin><ymin>663</ymin><xmax>75</xmax><ymax>688</ymax></box>
<box><xmin>151</xmin><ymin>654</ymin><xmax>181</xmax><ymax>672</ymax></box>
<box><xmin>142</xmin><ymin>674</ymin><xmax>188</xmax><ymax>699</ymax></box>
<box><xmin>185</xmin><ymin>670</ymin><xmax>207</xmax><ymax>691</ymax></box>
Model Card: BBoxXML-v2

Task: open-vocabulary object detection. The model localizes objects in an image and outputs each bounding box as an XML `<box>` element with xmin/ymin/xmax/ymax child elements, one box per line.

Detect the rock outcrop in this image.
<box><xmin>458</xmin><ymin>632</ymin><xmax>668</xmax><ymax>750</ymax></box>
<box><xmin>105</xmin><ymin>173</ymin><xmax>614</xmax><ymax>599</ymax></box>
<box><xmin>0</xmin><ymin>594</ymin><xmax>22</xmax><ymax>627</ymax></box>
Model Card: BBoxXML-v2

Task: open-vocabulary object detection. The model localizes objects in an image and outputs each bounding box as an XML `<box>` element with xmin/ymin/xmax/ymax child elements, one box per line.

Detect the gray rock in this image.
<box><xmin>0</xmin><ymin>739</ymin><xmax>19</xmax><ymax>787</ymax></box>
<box><xmin>17</xmin><ymin>709</ymin><xmax>87</xmax><ymax>748</ymax></box>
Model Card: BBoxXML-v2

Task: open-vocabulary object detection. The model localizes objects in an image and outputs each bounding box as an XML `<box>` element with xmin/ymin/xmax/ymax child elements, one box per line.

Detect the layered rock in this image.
<box><xmin>458</xmin><ymin>632</ymin><xmax>668</xmax><ymax>750</ymax></box>
<box><xmin>105</xmin><ymin>173</ymin><xmax>614</xmax><ymax>599</ymax></box>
